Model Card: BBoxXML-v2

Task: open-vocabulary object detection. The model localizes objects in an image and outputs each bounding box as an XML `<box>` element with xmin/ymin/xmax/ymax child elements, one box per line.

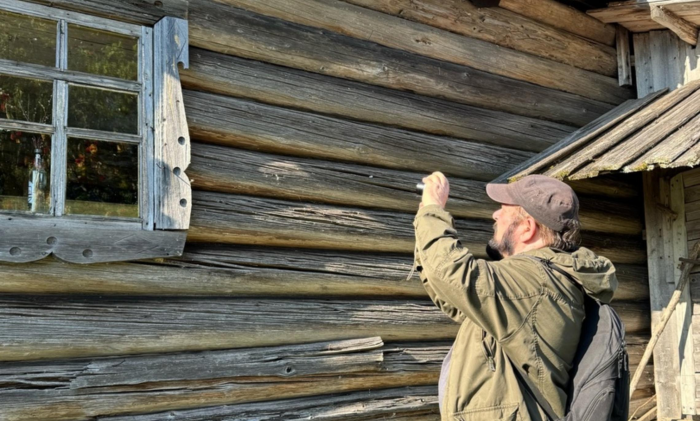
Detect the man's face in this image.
<box><xmin>486</xmin><ymin>205</ymin><xmax>523</xmax><ymax>260</ymax></box>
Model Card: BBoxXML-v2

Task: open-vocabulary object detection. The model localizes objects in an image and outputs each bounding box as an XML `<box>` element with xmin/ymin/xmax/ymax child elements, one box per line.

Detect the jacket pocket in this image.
<box><xmin>452</xmin><ymin>402</ymin><xmax>519</xmax><ymax>421</ymax></box>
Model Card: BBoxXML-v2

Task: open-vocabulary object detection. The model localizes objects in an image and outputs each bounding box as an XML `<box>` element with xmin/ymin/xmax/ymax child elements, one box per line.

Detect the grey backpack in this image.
<box><xmin>509</xmin><ymin>257</ymin><xmax>629</xmax><ymax>421</ymax></box>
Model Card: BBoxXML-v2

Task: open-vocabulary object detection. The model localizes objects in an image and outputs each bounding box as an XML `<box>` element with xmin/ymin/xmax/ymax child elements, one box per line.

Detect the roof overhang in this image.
<box><xmin>496</xmin><ymin>80</ymin><xmax>700</xmax><ymax>183</ymax></box>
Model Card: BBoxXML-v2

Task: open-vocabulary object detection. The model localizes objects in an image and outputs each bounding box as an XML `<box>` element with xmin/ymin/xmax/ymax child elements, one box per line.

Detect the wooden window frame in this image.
<box><xmin>0</xmin><ymin>0</ymin><xmax>190</xmax><ymax>264</ymax></box>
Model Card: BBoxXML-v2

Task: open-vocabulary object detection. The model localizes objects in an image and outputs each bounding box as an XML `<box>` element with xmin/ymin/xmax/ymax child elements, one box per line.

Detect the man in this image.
<box><xmin>414</xmin><ymin>172</ymin><xmax>618</xmax><ymax>420</ymax></box>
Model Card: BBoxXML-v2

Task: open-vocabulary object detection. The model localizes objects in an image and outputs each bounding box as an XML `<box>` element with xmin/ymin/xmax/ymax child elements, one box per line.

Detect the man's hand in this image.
<box><xmin>421</xmin><ymin>171</ymin><xmax>449</xmax><ymax>209</ymax></box>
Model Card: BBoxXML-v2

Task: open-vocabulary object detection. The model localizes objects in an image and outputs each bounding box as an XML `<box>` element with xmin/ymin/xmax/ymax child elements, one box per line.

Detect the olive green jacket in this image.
<box><xmin>413</xmin><ymin>205</ymin><xmax>617</xmax><ymax>421</ymax></box>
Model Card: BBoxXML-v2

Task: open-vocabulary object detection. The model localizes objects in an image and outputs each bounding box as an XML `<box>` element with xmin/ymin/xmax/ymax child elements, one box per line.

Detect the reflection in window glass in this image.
<box><xmin>68</xmin><ymin>85</ymin><xmax>138</xmax><ymax>134</ymax></box>
<box><xmin>0</xmin><ymin>75</ymin><xmax>53</xmax><ymax>123</ymax></box>
<box><xmin>68</xmin><ymin>24</ymin><xmax>138</xmax><ymax>81</ymax></box>
<box><xmin>65</xmin><ymin>138</ymin><xmax>138</xmax><ymax>218</ymax></box>
<box><xmin>0</xmin><ymin>10</ymin><xmax>56</xmax><ymax>67</ymax></box>
<box><xmin>0</xmin><ymin>130</ymin><xmax>51</xmax><ymax>213</ymax></box>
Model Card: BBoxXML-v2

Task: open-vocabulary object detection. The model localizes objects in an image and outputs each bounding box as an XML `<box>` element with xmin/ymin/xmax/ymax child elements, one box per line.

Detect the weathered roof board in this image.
<box><xmin>499</xmin><ymin>79</ymin><xmax>700</xmax><ymax>182</ymax></box>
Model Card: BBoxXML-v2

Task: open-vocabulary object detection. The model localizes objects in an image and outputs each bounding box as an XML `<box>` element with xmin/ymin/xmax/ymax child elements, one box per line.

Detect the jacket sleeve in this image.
<box><xmin>413</xmin><ymin>205</ymin><xmax>536</xmax><ymax>341</ymax></box>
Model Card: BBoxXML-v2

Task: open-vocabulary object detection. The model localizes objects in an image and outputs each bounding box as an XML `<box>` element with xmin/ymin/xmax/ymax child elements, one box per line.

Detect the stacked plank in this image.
<box><xmin>2</xmin><ymin>0</ymin><xmax>650</xmax><ymax>419</ymax></box>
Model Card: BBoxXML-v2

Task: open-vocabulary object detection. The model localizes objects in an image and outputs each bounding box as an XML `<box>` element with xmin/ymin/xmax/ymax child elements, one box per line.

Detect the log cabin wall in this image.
<box><xmin>0</xmin><ymin>0</ymin><xmax>653</xmax><ymax>419</ymax></box>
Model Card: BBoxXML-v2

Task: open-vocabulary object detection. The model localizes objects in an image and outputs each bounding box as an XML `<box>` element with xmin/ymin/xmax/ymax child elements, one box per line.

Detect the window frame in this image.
<box><xmin>0</xmin><ymin>0</ymin><xmax>153</xmax><ymax>225</ymax></box>
<box><xmin>0</xmin><ymin>0</ymin><xmax>190</xmax><ymax>264</ymax></box>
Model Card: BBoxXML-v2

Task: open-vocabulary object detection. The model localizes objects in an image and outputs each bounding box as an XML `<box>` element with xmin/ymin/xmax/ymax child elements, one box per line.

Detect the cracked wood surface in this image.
<box><xmin>181</xmin><ymin>49</ymin><xmax>575</xmax><ymax>152</ymax></box>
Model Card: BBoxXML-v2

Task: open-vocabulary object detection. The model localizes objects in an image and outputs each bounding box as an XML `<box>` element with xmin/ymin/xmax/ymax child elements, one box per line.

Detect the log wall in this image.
<box><xmin>4</xmin><ymin>0</ymin><xmax>650</xmax><ymax>418</ymax></box>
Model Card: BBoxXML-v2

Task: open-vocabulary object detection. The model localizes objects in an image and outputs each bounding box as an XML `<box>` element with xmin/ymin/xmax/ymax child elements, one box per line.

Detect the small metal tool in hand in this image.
<box><xmin>416</xmin><ymin>182</ymin><xmax>425</xmax><ymax>194</ymax></box>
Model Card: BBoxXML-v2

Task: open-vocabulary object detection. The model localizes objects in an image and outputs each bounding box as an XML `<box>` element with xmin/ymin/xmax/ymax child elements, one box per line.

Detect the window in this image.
<box><xmin>0</xmin><ymin>0</ymin><xmax>190</xmax><ymax>264</ymax></box>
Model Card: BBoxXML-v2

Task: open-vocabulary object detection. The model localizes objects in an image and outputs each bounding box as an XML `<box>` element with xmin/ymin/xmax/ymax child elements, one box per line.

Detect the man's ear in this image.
<box><xmin>520</xmin><ymin>216</ymin><xmax>538</xmax><ymax>243</ymax></box>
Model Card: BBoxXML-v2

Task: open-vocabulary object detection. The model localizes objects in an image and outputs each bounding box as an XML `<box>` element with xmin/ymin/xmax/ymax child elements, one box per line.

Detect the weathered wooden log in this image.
<box><xmin>182</xmin><ymin>38</ymin><xmax>613</xmax><ymax>130</ymax></box>
<box><xmin>498</xmin><ymin>0</ymin><xmax>616</xmax><ymax>46</ymax></box>
<box><xmin>100</xmin><ymin>387</ymin><xmax>440</xmax><ymax>421</ymax></box>
<box><xmin>0</xmin><ymin>338</ymin><xmax>651</xmax><ymax>420</ymax></box>
<box><xmin>188</xmin><ymin>191</ymin><xmax>647</xmax><ymax>264</ymax></box>
<box><xmin>184</xmin><ymin>90</ymin><xmax>532</xmax><ymax>179</ymax></box>
<box><xmin>23</xmin><ymin>0</ymin><xmax>188</xmax><ymax>25</ymax></box>
<box><xmin>341</xmin><ymin>0</ymin><xmax>616</xmax><ymax>75</ymax></box>
<box><xmin>0</xmin><ymin>296</ymin><xmax>456</xmax><ymax>362</ymax></box>
<box><xmin>0</xmin><ymin>295</ymin><xmax>649</xmax><ymax>363</ymax></box>
<box><xmin>189</xmin><ymin>0</ymin><xmax>630</xmax><ymax>104</ymax></box>
<box><xmin>181</xmin><ymin>52</ymin><xmax>574</xmax><ymax>152</ymax></box>
<box><xmin>0</xmin><ymin>245</ymin><xmax>649</xmax><ymax>302</ymax></box>
<box><xmin>189</xmin><ymin>142</ymin><xmax>643</xmax><ymax>235</ymax></box>
<box><xmin>0</xmin><ymin>337</ymin><xmax>385</xmax><ymax>390</ymax></box>
<box><xmin>0</xmin><ymin>341</ymin><xmax>442</xmax><ymax>420</ymax></box>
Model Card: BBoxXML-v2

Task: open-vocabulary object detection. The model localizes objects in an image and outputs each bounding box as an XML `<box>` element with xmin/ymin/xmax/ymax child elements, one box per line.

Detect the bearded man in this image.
<box><xmin>413</xmin><ymin>172</ymin><xmax>618</xmax><ymax>421</ymax></box>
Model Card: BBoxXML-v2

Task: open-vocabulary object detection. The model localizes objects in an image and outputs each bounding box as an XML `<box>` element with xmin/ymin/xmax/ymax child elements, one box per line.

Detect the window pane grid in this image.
<box><xmin>0</xmin><ymin>0</ymin><xmax>146</xmax><ymax>220</ymax></box>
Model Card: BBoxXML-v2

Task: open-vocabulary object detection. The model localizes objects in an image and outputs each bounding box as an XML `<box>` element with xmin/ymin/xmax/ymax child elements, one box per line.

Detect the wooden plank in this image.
<box><xmin>183</xmin><ymin>90</ymin><xmax>533</xmax><ymax>181</ymax></box>
<box><xmin>0</xmin><ymin>296</ymin><xmax>459</xmax><ymax>361</ymax></box>
<box><xmin>567</xmin><ymin>176</ymin><xmax>640</xmax><ymax>199</ymax></box>
<box><xmin>0</xmin><ymin>341</ymin><xmax>444</xmax><ymax>421</ymax></box>
<box><xmin>493</xmin><ymin>89</ymin><xmax>666</xmax><ymax>183</ymax></box>
<box><xmin>341</xmin><ymin>0</ymin><xmax>617</xmax><ymax>75</ymax></box>
<box><xmin>0</xmin><ymin>216</ymin><xmax>186</xmax><ymax>263</ymax></box>
<box><xmin>499</xmin><ymin>0</ymin><xmax>616</xmax><ymax>46</ymax></box>
<box><xmin>188</xmin><ymin>143</ymin><xmax>643</xmax><ymax>235</ymax></box>
<box><xmin>0</xmin><ymin>245</ymin><xmax>650</xmax><ymax>301</ymax></box>
<box><xmin>189</xmin><ymin>0</ymin><xmax>632</xmax><ymax>105</ymax></box>
<box><xmin>50</xmin><ymin>80</ymin><xmax>68</xmax><ymax>216</ymax></box>
<box><xmin>687</xmin><ymin>185</ymin><xmax>700</xmax><ymax>203</ymax></box>
<box><xmin>0</xmin><ymin>295</ymin><xmax>649</xmax><ymax>363</ymax></box>
<box><xmin>634</xmin><ymin>32</ymin><xmax>655</xmax><ymax>97</ymax></box>
<box><xmin>141</xmin><ymin>26</ymin><xmax>155</xmax><ymax>230</ymax></box>
<box><xmin>683</xmin><ymin>168</ymin><xmax>700</xmax><ymax>188</ymax></box>
<box><xmin>617</xmin><ymin>26</ymin><xmax>633</xmax><ymax>86</ymax></box>
<box><xmin>570</xmin><ymin>84</ymin><xmax>700</xmax><ymax>177</ymax></box>
<box><xmin>651</xmin><ymin>5</ymin><xmax>700</xmax><ymax>45</ymax></box>
<box><xmin>187</xmin><ymin>191</ymin><xmax>648</xmax><ymax>264</ymax></box>
<box><xmin>181</xmin><ymin>50</ymin><xmax>576</xmax><ymax>152</ymax></box>
<box><xmin>22</xmin><ymin>0</ymin><xmax>188</xmax><ymax>26</ymax></box>
<box><xmin>545</xmin><ymin>81</ymin><xmax>700</xmax><ymax>179</ymax></box>
<box><xmin>590</xmin><ymin>1</ymin><xmax>700</xmax><ymax>31</ymax></box>
<box><xmin>670</xmin><ymin>173</ymin><xmax>696</xmax><ymax>415</ymax></box>
<box><xmin>100</xmin><ymin>387</ymin><xmax>439</xmax><ymax>421</ymax></box>
<box><xmin>643</xmin><ymin>171</ymin><xmax>683</xmax><ymax>419</ymax></box>
<box><xmin>0</xmin><ymin>119</ymin><xmax>53</xmax><ymax>134</ymax></box>
<box><xmin>181</xmin><ymin>33</ymin><xmax>614</xmax><ymax>129</ymax></box>
<box><xmin>625</xmin><ymin>112</ymin><xmax>700</xmax><ymax>171</ymax></box>
<box><xmin>0</xmin><ymin>340</ymin><xmax>442</xmax><ymax>420</ymax></box>
<box><xmin>153</xmin><ymin>17</ymin><xmax>191</xmax><ymax>230</ymax></box>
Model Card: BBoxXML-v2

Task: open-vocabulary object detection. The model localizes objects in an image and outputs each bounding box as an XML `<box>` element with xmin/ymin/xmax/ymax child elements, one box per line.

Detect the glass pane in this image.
<box><xmin>67</xmin><ymin>24</ymin><xmax>138</xmax><ymax>81</ymax></box>
<box><xmin>0</xmin><ymin>75</ymin><xmax>53</xmax><ymax>123</ymax></box>
<box><xmin>65</xmin><ymin>138</ymin><xmax>138</xmax><ymax>218</ymax></box>
<box><xmin>68</xmin><ymin>85</ymin><xmax>138</xmax><ymax>134</ymax></box>
<box><xmin>0</xmin><ymin>130</ymin><xmax>51</xmax><ymax>214</ymax></box>
<box><xmin>0</xmin><ymin>10</ymin><xmax>56</xmax><ymax>67</ymax></box>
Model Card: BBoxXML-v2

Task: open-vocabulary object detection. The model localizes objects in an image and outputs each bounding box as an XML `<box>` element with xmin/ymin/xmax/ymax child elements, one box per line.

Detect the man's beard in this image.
<box><xmin>486</xmin><ymin>221</ymin><xmax>518</xmax><ymax>261</ymax></box>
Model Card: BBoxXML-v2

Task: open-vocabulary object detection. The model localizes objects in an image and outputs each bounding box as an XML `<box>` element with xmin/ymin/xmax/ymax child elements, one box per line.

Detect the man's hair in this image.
<box><xmin>516</xmin><ymin>207</ymin><xmax>581</xmax><ymax>252</ymax></box>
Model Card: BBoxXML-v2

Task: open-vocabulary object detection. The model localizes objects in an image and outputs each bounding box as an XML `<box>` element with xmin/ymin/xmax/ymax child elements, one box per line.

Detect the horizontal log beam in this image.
<box><xmin>0</xmin><ymin>297</ymin><xmax>456</xmax><ymax>362</ymax></box>
<box><xmin>650</xmin><ymin>5</ymin><xmax>699</xmax><ymax>45</ymax></box>
<box><xmin>183</xmin><ymin>28</ymin><xmax>614</xmax><ymax>128</ymax></box>
<box><xmin>23</xmin><ymin>0</ymin><xmax>187</xmax><ymax>25</ymax></box>
<box><xmin>499</xmin><ymin>0</ymin><xmax>616</xmax><ymax>46</ymax></box>
<box><xmin>183</xmin><ymin>90</ymin><xmax>531</xmax><ymax>180</ymax></box>
<box><xmin>101</xmin><ymin>387</ymin><xmax>440</xmax><ymax>421</ymax></box>
<box><xmin>342</xmin><ymin>0</ymin><xmax>617</xmax><ymax>75</ymax></box>
<box><xmin>182</xmin><ymin>51</ymin><xmax>574</xmax><ymax>152</ymax></box>
<box><xmin>0</xmin><ymin>336</ymin><xmax>652</xmax><ymax>420</ymax></box>
<box><xmin>189</xmin><ymin>142</ymin><xmax>643</xmax><ymax>235</ymax></box>
<box><xmin>188</xmin><ymin>191</ymin><xmax>647</xmax><ymax>264</ymax></box>
<box><xmin>0</xmin><ymin>244</ymin><xmax>649</xmax><ymax>302</ymax></box>
<box><xmin>190</xmin><ymin>0</ymin><xmax>630</xmax><ymax>104</ymax></box>
<box><xmin>0</xmin><ymin>296</ymin><xmax>649</xmax><ymax>363</ymax></box>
